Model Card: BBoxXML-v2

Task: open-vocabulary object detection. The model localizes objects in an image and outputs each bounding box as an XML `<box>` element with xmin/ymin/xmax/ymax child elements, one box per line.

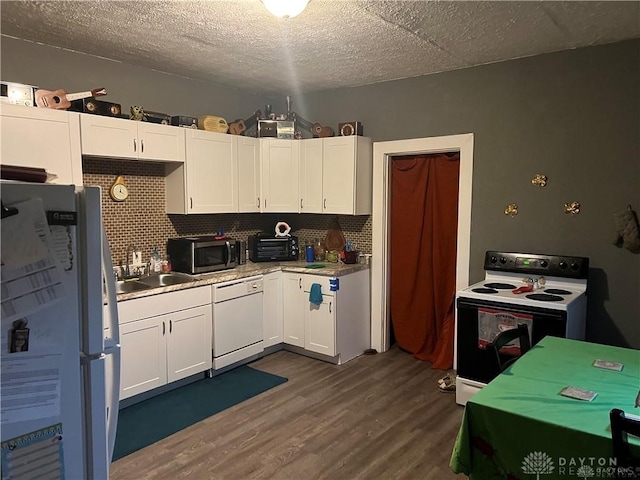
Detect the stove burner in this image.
<box><xmin>544</xmin><ymin>289</ymin><xmax>572</xmax><ymax>295</ymax></box>
<box><xmin>526</xmin><ymin>293</ymin><xmax>564</xmax><ymax>302</ymax></box>
<box><xmin>472</xmin><ymin>288</ymin><xmax>499</xmax><ymax>294</ymax></box>
<box><xmin>484</xmin><ymin>282</ymin><xmax>517</xmax><ymax>290</ymax></box>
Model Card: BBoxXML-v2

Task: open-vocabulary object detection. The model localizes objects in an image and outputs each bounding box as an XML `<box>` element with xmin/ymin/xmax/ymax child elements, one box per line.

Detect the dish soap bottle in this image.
<box><xmin>151</xmin><ymin>248</ymin><xmax>162</xmax><ymax>273</ymax></box>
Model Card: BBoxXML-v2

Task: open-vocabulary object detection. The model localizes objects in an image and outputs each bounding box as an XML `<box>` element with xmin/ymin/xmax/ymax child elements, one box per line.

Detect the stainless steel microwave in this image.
<box><xmin>167</xmin><ymin>236</ymin><xmax>236</xmax><ymax>274</ymax></box>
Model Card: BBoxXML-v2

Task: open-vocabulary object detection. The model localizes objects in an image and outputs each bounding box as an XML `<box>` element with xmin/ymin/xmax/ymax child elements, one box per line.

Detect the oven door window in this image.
<box><xmin>477</xmin><ymin>308</ymin><xmax>533</xmax><ymax>355</ymax></box>
<box><xmin>456</xmin><ymin>298</ymin><xmax>567</xmax><ymax>384</ymax></box>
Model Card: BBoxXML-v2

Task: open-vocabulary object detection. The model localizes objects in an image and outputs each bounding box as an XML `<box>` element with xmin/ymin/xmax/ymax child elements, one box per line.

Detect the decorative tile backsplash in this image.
<box><xmin>83</xmin><ymin>159</ymin><xmax>372</xmax><ymax>267</ymax></box>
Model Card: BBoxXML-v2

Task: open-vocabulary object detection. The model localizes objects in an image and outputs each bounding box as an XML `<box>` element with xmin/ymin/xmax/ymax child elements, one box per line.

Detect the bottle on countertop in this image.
<box><xmin>151</xmin><ymin>248</ymin><xmax>162</xmax><ymax>273</ymax></box>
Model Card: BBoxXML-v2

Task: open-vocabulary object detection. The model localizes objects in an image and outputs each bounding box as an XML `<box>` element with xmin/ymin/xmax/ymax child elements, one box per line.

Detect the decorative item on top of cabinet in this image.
<box><xmin>338</xmin><ymin>121</ymin><xmax>363</xmax><ymax>136</ymax></box>
<box><xmin>504</xmin><ymin>203</ymin><xmax>518</xmax><ymax>216</ymax></box>
<box><xmin>129</xmin><ymin>105</ymin><xmax>147</xmax><ymax>121</ymax></box>
<box><xmin>564</xmin><ymin>201</ymin><xmax>580</xmax><ymax>215</ymax></box>
<box><xmin>109</xmin><ymin>175</ymin><xmax>129</xmax><ymax>202</ymax></box>
<box><xmin>69</xmin><ymin>98</ymin><xmax>121</xmax><ymax>117</ymax></box>
<box><xmin>35</xmin><ymin>86</ymin><xmax>107</xmax><ymax>110</ymax></box>
<box><xmin>144</xmin><ymin>110</ymin><xmax>171</xmax><ymax>125</ymax></box>
<box><xmin>228</xmin><ymin>110</ymin><xmax>261</xmax><ymax>136</ymax></box>
<box><xmin>198</xmin><ymin>115</ymin><xmax>229</xmax><ymax>133</ymax></box>
<box><xmin>531</xmin><ymin>174</ymin><xmax>547</xmax><ymax>187</ymax></box>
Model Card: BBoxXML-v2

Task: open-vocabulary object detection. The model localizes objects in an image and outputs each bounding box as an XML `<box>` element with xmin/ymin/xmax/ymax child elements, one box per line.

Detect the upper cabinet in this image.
<box><xmin>299</xmin><ymin>136</ymin><xmax>373</xmax><ymax>215</ymax></box>
<box><xmin>0</xmin><ymin>104</ymin><xmax>83</xmax><ymax>185</ymax></box>
<box><xmin>237</xmin><ymin>136</ymin><xmax>261</xmax><ymax>213</ymax></box>
<box><xmin>322</xmin><ymin>136</ymin><xmax>372</xmax><ymax>215</ymax></box>
<box><xmin>260</xmin><ymin>139</ymin><xmax>300</xmax><ymax>213</ymax></box>
<box><xmin>299</xmin><ymin>138</ymin><xmax>324</xmax><ymax>213</ymax></box>
<box><xmin>80</xmin><ymin>115</ymin><xmax>185</xmax><ymax>163</ymax></box>
<box><xmin>166</xmin><ymin>130</ymin><xmax>237</xmax><ymax>214</ymax></box>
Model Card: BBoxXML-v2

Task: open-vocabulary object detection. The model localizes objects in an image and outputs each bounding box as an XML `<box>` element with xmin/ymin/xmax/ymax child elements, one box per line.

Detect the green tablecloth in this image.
<box><xmin>450</xmin><ymin>336</ymin><xmax>640</xmax><ymax>479</ymax></box>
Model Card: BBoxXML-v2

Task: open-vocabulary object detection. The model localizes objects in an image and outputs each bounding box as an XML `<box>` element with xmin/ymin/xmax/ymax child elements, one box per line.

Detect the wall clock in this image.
<box><xmin>109</xmin><ymin>175</ymin><xmax>129</xmax><ymax>202</ymax></box>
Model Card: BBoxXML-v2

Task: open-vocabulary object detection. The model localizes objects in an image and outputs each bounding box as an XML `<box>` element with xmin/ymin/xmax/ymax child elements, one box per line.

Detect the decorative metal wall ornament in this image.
<box><xmin>504</xmin><ymin>204</ymin><xmax>518</xmax><ymax>216</ymax></box>
<box><xmin>564</xmin><ymin>201</ymin><xmax>581</xmax><ymax>215</ymax></box>
<box><xmin>531</xmin><ymin>174</ymin><xmax>548</xmax><ymax>187</ymax></box>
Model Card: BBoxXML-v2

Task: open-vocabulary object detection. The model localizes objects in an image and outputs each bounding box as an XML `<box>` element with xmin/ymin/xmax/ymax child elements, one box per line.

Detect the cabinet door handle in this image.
<box><xmin>329</xmin><ymin>301</ymin><xmax>332</xmax><ymax>314</ymax></box>
<box><xmin>300</xmin><ymin>199</ymin><xmax>303</xmax><ymax>209</ymax></box>
<box><xmin>133</xmin><ymin>139</ymin><xmax>137</xmax><ymax>152</ymax></box>
<box><xmin>298</xmin><ymin>278</ymin><xmax>302</xmax><ymax>289</ymax></box>
<box><xmin>190</xmin><ymin>197</ymin><xmax>193</xmax><ymax>209</ymax></box>
<box><xmin>324</xmin><ymin>198</ymin><xmax>327</xmax><ymax>209</ymax></box>
<box><xmin>170</xmin><ymin>320</ymin><xmax>172</xmax><ymax>333</ymax></box>
<box><xmin>162</xmin><ymin>321</ymin><xmax>166</xmax><ymax>335</ymax></box>
<box><xmin>264</xmin><ymin>198</ymin><xmax>266</xmax><ymax>208</ymax></box>
<box><xmin>141</xmin><ymin>139</ymin><xmax>144</xmax><ymax>153</ymax></box>
<box><xmin>257</xmin><ymin>197</ymin><xmax>260</xmax><ymax>208</ymax></box>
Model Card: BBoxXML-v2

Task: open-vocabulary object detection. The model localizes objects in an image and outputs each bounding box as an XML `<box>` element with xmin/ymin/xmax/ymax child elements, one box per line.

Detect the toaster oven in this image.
<box><xmin>248</xmin><ymin>234</ymin><xmax>299</xmax><ymax>262</ymax></box>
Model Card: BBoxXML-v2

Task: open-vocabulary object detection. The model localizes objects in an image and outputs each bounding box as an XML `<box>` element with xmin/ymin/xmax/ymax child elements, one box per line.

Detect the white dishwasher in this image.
<box><xmin>212</xmin><ymin>276</ymin><xmax>264</xmax><ymax>369</ymax></box>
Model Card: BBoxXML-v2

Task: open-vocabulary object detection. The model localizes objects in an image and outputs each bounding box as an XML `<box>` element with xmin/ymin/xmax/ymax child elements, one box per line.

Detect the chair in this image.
<box><xmin>610</xmin><ymin>408</ymin><xmax>640</xmax><ymax>476</ymax></box>
<box><xmin>487</xmin><ymin>323</ymin><xmax>531</xmax><ymax>374</ymax></box>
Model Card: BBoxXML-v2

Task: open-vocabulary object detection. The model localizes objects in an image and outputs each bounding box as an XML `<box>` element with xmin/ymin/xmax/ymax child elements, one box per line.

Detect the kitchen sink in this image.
<box><xmin>115</xmin><ymin>280</ymin><xmax>152</xmax><ymax>294</ymax></box>
<box><xmin>137</xmin><ymin>272</ymin><xmax>196</xmax><ymax>288</ymax></box>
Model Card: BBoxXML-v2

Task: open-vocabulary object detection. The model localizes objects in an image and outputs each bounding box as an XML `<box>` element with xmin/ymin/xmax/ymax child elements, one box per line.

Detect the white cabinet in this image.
<box><xmin>263</xmin><ymin>271</ymin><xmax>283</xmax><ymax>348</ymax></box>
<box><xmin>166</xmin><ymin>130</ymin><xmax>237</xmax><ymax>214</ymax></box>
<box><xmin>322</xmin><ymin>136</ymin><xmax>372</xmax><ymax>215</ymax></box>
<box><xmin>260</xmin><ymin>138</ymin><xmax>299</xmax><ymax>212</ymax></box>
<box><xmin>299</xmin><ymin>138</ymin><xmax>324</xmax><ymax>213</ymax></box>
<box><xmin>298</xmin><ymin>136</ymin><xmax>372</xmax><ymax>215</ymax></box>
<box><xmin>0</xmin><ymin>104</ymin><xmax>83</xmax><ymax>185</ymax></box>
<box><xmin>238</xmin><ymin>136</ymin><xmax>261</xmax><ymax>213</ymax></box>
<box><xmin>282</xmin><ymin>270</ymin><xmax>370</xmax><ymax>364</ymax></box>
<box><xmin>119</xmin><ymin>315</ymin><xmax>167</xmax><ymax>398</ymax></box>
<box><xmin>282</xmin><ymin>272</ymin><xmax>305</xmax><ymax>347</ymax></box>
<box><xmin>304</xmin><ymin>292</ymin><xmax>335</xmax><ymax>356</ymax></box>
<box><xmin>117</xmin><ymin>286</ymin><xmax>212</xmax><ymax>400</ymax></box>
<box><xmin>80</xmin><ymin>115</ymin><xmax>185</xmax><ymax>162</ymax></box>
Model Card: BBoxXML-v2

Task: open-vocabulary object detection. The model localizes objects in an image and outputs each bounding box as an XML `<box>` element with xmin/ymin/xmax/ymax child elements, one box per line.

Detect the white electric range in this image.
<box><xmin>454</xmin><ymin>251</ymin><xmax>589</xmax><ymax>405</ymax></box>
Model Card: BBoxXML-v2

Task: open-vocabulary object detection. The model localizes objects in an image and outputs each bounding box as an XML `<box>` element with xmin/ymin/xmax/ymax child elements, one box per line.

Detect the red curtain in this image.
<box><xmin>390</xmin><ymin>153</ymin><xmax>460</xmax><ymax>370</ymax></box>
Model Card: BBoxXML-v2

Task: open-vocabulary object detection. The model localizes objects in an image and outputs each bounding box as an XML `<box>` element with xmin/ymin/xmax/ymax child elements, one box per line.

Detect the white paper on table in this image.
<box><xmin>1</xmin><ymin>198</ymin><xmax>68</xmax><ymax>323</ymax></box>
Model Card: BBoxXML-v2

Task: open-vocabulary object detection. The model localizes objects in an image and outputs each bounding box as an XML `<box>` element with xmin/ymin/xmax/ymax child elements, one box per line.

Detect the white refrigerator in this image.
<box><xmin>1</xmin><ymin>182</ymin><xmax>121</xmax><ymax>479</ymax></box>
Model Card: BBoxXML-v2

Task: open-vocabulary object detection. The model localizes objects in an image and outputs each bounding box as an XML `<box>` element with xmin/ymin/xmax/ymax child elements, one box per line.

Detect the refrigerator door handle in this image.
<box><xmin>102</xmin><ymin>228</ymin><xmax>121</xmax><ymax>464</ymax></box>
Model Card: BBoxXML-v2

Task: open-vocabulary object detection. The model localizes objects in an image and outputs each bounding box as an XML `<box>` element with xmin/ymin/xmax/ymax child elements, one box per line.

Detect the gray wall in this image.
<box><xmin>2</xmin><ymin>36</ymin><xmax>638</xmax><ymax>348</ymax></box>
<box><xmin>0</xmin><ymin>36</ymin><xmax>262</xmax><ymax>120</ymax></box>
<box><xmin>299</xmin><ymin>40</ymin><xmax>640</xmax><ymax>349</ymax></box>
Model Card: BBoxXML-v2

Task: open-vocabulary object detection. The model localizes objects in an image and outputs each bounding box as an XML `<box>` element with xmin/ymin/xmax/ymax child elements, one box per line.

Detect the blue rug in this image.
<box><xmin>112</xmin><ymin>365</ymin><xmax>288</xmax><ymax>460</ymax></box>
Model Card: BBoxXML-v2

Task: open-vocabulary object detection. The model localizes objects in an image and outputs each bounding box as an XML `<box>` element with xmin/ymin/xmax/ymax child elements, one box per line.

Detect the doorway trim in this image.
<box><xmin>371</xmin><ymin>133</ymin><xmax>474</xmax><ymax>353</ymax></box>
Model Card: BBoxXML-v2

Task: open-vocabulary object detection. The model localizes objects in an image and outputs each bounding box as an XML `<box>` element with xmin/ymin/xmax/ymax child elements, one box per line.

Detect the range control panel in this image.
<box><xmin>484</xmin><ymin>251</ymin><xmax>589</xmax><ymax>279</ymax></box>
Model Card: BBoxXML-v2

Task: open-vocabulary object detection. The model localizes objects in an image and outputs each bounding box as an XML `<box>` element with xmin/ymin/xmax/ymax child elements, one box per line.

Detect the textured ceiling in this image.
<box><xmin>1</xmin><ymin>1</ymin><xmax>639</xmax><ymax>94</ymax></box>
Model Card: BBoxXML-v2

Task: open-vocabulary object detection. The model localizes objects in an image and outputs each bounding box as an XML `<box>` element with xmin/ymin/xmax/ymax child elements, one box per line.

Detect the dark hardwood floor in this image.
<box><xmin>110</xmin><ymin>345</ymin><xmax>465</xmax><ymax>480</ymax></box>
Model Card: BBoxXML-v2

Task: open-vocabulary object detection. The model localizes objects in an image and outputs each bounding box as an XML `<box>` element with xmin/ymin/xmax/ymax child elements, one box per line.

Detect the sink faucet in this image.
<box><xmin>124</xmin><ymin>243</ymin><xmax>137</xmax><ymax>278</ymax></box>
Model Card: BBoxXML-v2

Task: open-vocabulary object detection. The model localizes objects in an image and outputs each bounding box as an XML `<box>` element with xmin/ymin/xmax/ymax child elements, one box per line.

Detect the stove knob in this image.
<box><xmin>571</xmin><ymin>262</ymin><xmax>580</xmax><ymax>271</ymax></box>
<box><xmin>559</xmin><ymin>261</ymin><xmax>568</xmax><ymax>270</ymax></box>
<box><xmin>500</xmin><ymin>257</ymin><xmax>507</xmax><ymax>264</ymax></box>
<box><xmin>490</xmin><ymin>256</ymin><xmax>498</xmax><ymax>264</ymax></box>
<box><xmin>540</xmin><ymin>260</ymin><xmax>548</xmax><ymax>268</ymax></box>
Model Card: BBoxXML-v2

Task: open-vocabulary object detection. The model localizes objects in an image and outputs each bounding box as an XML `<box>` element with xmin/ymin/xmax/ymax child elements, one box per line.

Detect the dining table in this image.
<box><xmin>450</xmin><ymin>336</ymin><xmax>640</xmax><ymax>480</ymax></box>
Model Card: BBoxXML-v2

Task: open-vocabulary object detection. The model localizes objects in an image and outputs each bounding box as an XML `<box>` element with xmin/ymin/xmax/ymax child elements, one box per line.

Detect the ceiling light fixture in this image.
<box><xmin>261</xmin><ymin>0</ymin><xmax>310</xmax><ymax>19</ymax></box>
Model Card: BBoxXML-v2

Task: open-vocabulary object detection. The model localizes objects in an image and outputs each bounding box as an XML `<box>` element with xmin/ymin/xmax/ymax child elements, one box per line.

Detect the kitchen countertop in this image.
<box><xmin>115</xmin><ymin>261</ymin><xmax>370</xmax><ymax>301</ymax></box>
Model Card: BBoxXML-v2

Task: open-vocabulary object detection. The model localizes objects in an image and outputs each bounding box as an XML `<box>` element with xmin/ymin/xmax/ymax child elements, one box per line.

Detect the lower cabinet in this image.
<box><xmin>304</xmin><ymin>293</ymin><xmax>335</xmax><ymax>356</ymax></box>
<box><xmin>283</xmin><ymin>270</ymin><xmax>370</xmax><ymax>364</ymax></box>
<box><xmin>117</xmin><ymin>286</ymin><xmax>212</xmax><ymax>400</ymax></box>
<box><xmin>263</xmin><ymin>271</ymin><xmax>283</xmax><ymax>348</ymax></box>
<box><xmin>283</xmin><ymin>272</ymin><xmax>305</xmax><ymax>347</ymax></box>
